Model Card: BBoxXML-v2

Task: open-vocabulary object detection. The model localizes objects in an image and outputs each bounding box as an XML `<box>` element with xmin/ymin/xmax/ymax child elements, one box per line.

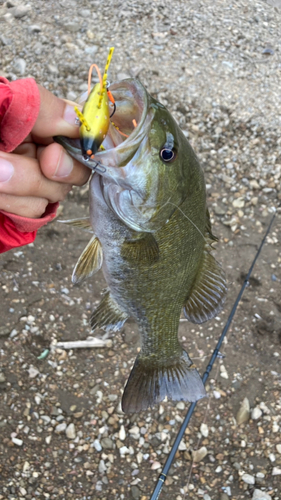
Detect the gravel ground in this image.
<box><xmin>0</xmin><ymin>1</ymin><xmax>281</xmax><ymax>499</ymax></box>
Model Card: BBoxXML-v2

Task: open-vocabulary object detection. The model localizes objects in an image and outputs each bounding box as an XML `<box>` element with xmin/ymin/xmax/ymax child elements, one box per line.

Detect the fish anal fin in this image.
<box><xmin>59</xmin><ymin>217</ymin><xmax>93</xmax><ymax>232</ymax></box>
<box><xmin>91</xmin><ymin>291</ymin><xmax>129</xmax><ymax>332</ymax></box>
<box><xmin>122</xmin><ymin>350</ymin><xmax>206</xmax><ymax>413</ymax></box>
<box><xmin>121</xmin><ymin>233</ymin><xmax>159</xmax><ymax>264</ymax></box>
<box><xmin>72</xmin><ymin>236</ymin><xmax>103</xmax><ymax>284</ymax></box>
<box><xmin>183</xmin><ymin>250</ymin><xmax>227</xmax><ymax>324</ymax></box>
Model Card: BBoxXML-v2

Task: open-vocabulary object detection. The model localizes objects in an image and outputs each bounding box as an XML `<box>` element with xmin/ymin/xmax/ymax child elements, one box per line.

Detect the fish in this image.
<box><xmin>56</xmin><ymin>78</ymin><xmax>227</xmax><ymax>413</ymax></box>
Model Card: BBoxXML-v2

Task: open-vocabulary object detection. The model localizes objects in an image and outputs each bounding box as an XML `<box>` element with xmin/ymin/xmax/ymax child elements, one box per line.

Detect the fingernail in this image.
<box><xmin>55</xmin><ymin>151</ymin><xmax>73</xmax><ymax>178</ymax></box>
<box><xmin>64</xmin><ymin>104</ymin><xmax>79</xmax><ymax>126</ymax></box>
<box><xmin>0</xmin><ymin>158</ymin><xmax>14</xmax><ymax>183</ymax></box>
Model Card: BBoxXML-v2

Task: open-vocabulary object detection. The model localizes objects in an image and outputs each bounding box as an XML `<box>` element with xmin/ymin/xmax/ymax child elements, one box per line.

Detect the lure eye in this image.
<box><xmin>160</xmin><ymin>148</ymin><xmax>175</xmax><ymax>162</ymax></box>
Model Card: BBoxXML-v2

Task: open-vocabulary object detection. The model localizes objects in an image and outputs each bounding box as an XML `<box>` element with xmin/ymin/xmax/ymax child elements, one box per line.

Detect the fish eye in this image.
<box><xmin>160</xmin><ymin>148</ymin><xmax>175</xmax><ymax>162</ymax></box>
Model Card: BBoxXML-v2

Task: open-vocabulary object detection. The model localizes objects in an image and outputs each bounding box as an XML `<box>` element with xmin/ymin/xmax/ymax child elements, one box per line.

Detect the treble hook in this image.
<box><xmin>82</xmin><ymin>155</ymin><xmax>107</xmax><ymax>174</ymax></box>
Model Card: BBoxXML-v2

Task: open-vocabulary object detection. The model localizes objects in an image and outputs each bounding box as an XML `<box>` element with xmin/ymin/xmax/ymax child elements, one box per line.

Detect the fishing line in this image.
<box><xmin>149</xmin><ymin>210</ymin><xmax>276</xmax><ymax>500</ymax></box>
<box><xmin>167</xmin><ymin>201</ymin><xmax>207</xmax><ymax>243</ymax></box>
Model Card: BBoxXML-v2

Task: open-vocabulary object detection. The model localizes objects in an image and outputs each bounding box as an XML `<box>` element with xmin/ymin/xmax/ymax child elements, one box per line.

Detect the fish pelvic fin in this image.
<box><xmin>91</xmin><ymin>291</ymin><xmax>129</xmax><ymax>332</ymax></box>
<box><xmin>72</xmin><ymin>236</ymin><xmax>103</xmax><ymax>284</ymax></box>
<box><xmin>121</xmin><ymin>233</ymin><xmax>159</xmax><ymax>265</ymax></box>
<box><xmin>121</xmin><ymin>350</ymin><xmax>206</xmax><ymax>413</ymax></box>
<box><xmin>59</xmin><ymin>217</ymin><xmax>93</xmax><ymax>232</ymax></box>
<box><xmin>183</xmin><ymin>250</ymin><xmax>227</xmax><ymax>324</ymax></box>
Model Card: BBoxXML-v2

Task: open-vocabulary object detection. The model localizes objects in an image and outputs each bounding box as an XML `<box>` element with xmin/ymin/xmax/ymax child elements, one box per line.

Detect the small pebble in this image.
<box><xmin>232</xmin><ymin>197</ymin><xmax>245</xmax><ymax>208</ymax></box>
<box><xmin>200</xmin><ymin>423</ymin><xmax>209</xmax><ymax>437</ymax></box>
<box><xmin>27</xmin><ymin>24</ymin><xmax>41</xmax><ymax>33</ymax></box>
<box><xmin>252</xmin><ymin>489</ymin><xmax>271</xmax><ymax>500</ymax></box>
<box><xmin>28</xmin><ymin>366</ymin><xmax>39</xmax><ymax>379</ymax></box>
<box><xmin>151</xmin><ymin>461</ymin><xmax>161</xmax><ymax>470</ymax></box>
<box><xmin>272</xmin><ymin>467</ymin><xmax>281</xmax><ymax>475</ymax></box>
<box><xmin>65</xmin><ymin>423</ymin><xmax>76</xmax><ymax>439</ymax></box>
<box><xmin>178</xmin><ymin>439</ymin><xmax>187</xmax><ymax>451</ymax></box>
<box><xmin>101</xmin><ymin>437</ymin><xmax>114</xmax><ymax>449</ymax></box>
<box><xmin>93</xmin><ymin>439</ymin><xmax>102</xmax><ymax>452</ymax></box>
<box><xmin>55</xmin><ymin>423</ymin><xmax>67</xmax><ymax>434</ymax></box>
<box><xmin>236</xmin><ymin>397</ymin><xmax>250</xmax><ymax>425</ymax></box>
<box><xmin>14</xmin><ymin>58</ymin><xmax>26</xmax><ymax>76</ymax></box>
<box><xmin>242</xmin><ymin>473</ymin><xmax>255</xmax><ymax>485</ymax></box>
<box><xmin>63</xmin><ymin>21</ymin><xmax>81</xmax><ymax>32</ymax></box>
<box><xmin>98</xmin><ymin>459</ymin><xmax>107</xmax><ymax>474</ymax></box>
<box><xmin>192</xmin><ymin>446</ymin><xmax>208</xmax><ymax>462</ymax></box>
<box><xmin>119</xmin><ymin>446</ymin><xmax>130</xmax><ymax>456</ymax></box>
<box><xmin>251</xmin><ymin>407</ymin><xmax>262</xmax><ymax>420</ymax></box>
<box><xmin>12</xmin><ymin>437</ymin><xmax>23</xmax><ymax>446</ymax></box>
<box><xmin>220</xmin><ymin>494</ymin><xmax>229</xmax><ymax>500</ymax></box>
<box><xmin>119</xmin><ymin>425</ymin><xmax>126</xmax><ymax>441</ymax></box>
<box><xmin>131</xmin><ymin>485</ymin><xmax>142</xmax><ymax>500</ymax></box>
<box><xmin>10</xmin><ymin>5</ymin><xmax>31</xmax><ymax>18</ymax></box>
<box><xmin>213</xmin><ymin>390</ymin><xmax>221</xmax><ymax>399</ymax></box>
<box><xmin>176</xmin><ymin>402</ymin><xmax>185</xmax><ymax>410</ymax></box>
<box><xmin>23</xmin><ymin>461</ymin><xmax>30</xmax><ymax>472</ymax></box>
<box><xmin>220</xmin><ymin>365</ymin><xmax>229</xmax><ymax>379</ymax></box>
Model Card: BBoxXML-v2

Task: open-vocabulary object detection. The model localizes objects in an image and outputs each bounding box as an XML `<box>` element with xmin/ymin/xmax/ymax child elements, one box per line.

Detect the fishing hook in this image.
<box><xmin>82</xmin><ymin>155</ymin><xmax>107</xmax><ymax>174</ymax></box>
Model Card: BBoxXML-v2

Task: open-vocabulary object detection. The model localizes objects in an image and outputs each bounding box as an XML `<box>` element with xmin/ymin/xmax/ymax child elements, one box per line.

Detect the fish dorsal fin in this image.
<box><xmin>121</xmin><ymin>233</ymin><xmax>159</xmax><ymax>265</ymax></box>
<box><xmin>91</xmin><ymin>291</ymin><xmax>129</xmax><ymax>332</ymax></box>
<box><xmin>183</xmin><ymin>250</ymin><xmax>227</xmax><ymax>324</ymax></box>
<box><xmin>72</xmin><ymin>236</ymin><xmax>103</xmax><ymax>284</ymax></box>
<box><xmin>59</xmin><ymin>217</ymin><xmax>93</xmax><ymax>232</ymax></box>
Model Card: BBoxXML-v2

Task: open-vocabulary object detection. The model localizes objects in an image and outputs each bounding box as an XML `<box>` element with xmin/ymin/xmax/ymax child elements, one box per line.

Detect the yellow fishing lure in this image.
<box><xmin>75</xmin><ymin>47</ymin><xmax>115</xmax><ymax>160</ymax></box>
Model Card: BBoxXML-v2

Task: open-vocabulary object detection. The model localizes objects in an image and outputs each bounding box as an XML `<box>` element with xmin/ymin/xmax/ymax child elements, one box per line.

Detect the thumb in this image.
<box><xmin>32</xmin><ymin>85</ymin><xmax>80</xmax><ymax>140</ymax></box>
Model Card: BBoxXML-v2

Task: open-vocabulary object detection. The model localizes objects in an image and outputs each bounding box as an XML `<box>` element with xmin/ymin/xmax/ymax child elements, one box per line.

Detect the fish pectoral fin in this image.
<box><xmin>72</xmin><ymin>236</ymin><xmax>103</xmax><ymax>284</ymax></box>
<box><xmin>122</xmin><ymin>350</ymin><xmax>206</xmax><ymax>413</ymax></box>
<box><xmin>121</xmin><ymin>233</ymin><xmax>159</xmax><ymax>264</ymax></box>
<box><xmin>91</xmin><ymin>291</ymin><xmax>129</xmax><ymax>332</ymax></box>
<box><xmin>183</xmin><ymin>250</ymin><xmax>227</xmax><ymax>324</ymax></box>
<box><xmin>58</xmin><ymin>217</ymin><xmax>93</xmax><ymax>232</ymax></box>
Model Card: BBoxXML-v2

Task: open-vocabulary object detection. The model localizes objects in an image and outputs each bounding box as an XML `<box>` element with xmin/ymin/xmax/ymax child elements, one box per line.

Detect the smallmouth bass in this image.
<box><xmin>56</xmin><ymin>79</ymin><xmax>227</xmax><ymax>413</ymax></box>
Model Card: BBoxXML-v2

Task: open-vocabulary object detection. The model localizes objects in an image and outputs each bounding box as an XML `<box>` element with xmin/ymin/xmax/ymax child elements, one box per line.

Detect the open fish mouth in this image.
<box><xmin>55</xmin><ymin>79</ymin><xmax>152</xmax><ymax>173</ymax></box>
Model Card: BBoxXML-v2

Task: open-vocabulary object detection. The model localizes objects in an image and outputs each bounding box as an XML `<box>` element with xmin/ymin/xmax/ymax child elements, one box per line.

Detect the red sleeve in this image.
<box><xmin>0</xmin><ymin>77</ymin><xmax>40</xmax><ymax>153</ymax></box>
<box><xmin>0</xmin><ymin>203</ymin><xmax>59</xmax><ymax>253</ymax></box>
<box><xmin>0</xmin><ymin>77</ymin><xmax>58</xmax><ymax>254</ymax></box>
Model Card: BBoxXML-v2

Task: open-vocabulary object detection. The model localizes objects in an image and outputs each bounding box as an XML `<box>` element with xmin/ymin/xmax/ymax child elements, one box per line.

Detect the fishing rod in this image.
<box><xmin>150</xmin><ymin>211</ymin><xmax>277</xmax><ymax>500</ymax></box>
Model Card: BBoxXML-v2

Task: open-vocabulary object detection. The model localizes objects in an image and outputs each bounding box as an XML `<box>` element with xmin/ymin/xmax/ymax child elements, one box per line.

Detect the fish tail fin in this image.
<box><xmin>121</xmin><ymin>350</ymin><xmax>206</xmax><ymax>413</ymax></box>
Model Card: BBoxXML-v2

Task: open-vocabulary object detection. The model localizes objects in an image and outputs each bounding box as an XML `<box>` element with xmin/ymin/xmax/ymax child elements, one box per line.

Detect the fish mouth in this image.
<box><xmin>55</xmin><ymin>79</ymin><xmax>150</xmax><ymax>171</ymax></box>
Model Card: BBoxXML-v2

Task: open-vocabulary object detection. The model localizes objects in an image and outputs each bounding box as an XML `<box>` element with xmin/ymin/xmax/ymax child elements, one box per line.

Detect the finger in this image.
<box><xmin>0</xmin><ymin>152</ymin><xmax>72</xmax><ymax>204</ymax></box>
<box><xmin>31</xmin><ymin>86</ymin><xmax>80</xmax><ymax>139</ymax></box>
<box><xmin>0</xmin><ymin>193</ymin><xmax>49</xmax><ymax>219</ymax></box>
<box><xmin>39</xmin><ymin>142</ymin><xmax>91</xmax><ymax>186</ymax></box>
<box><xmin>13</xmin><ymin>142</ymin><xmax>37</xmax><ymax>158</ymax></box>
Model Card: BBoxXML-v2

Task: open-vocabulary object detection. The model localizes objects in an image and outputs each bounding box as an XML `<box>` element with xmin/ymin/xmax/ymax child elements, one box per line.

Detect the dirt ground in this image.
<box><xmin>0</xmin><ymin>1</ymin><xmax>281</xmax><ymax>499</ymax></box>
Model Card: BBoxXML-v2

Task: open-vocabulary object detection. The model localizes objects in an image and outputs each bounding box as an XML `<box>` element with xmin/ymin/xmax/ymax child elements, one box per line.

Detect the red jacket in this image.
<box><xmin>0</xmin><ymin>77</ymin><xmax>58</xmax><ymax>253</ymax></box>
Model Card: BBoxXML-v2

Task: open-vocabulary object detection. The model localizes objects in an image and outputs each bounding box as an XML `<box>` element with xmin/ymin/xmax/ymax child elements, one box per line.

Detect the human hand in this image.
<box><xmin>0</xmin><ymin>85</ymin><xmax>90</xmax><ymax>219</ymax></box>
